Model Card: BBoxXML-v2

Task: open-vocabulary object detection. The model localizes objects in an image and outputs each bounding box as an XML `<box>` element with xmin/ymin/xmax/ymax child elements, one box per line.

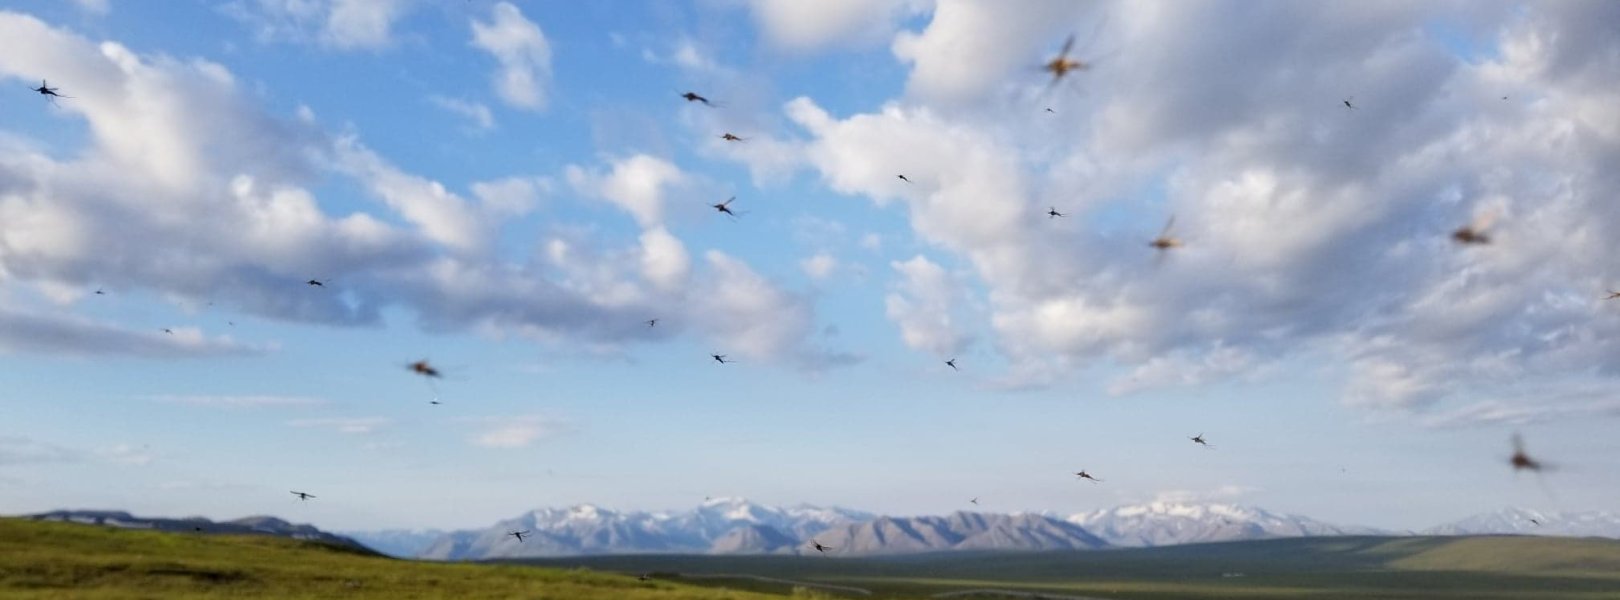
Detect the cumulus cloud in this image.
<box><xmin>885</xmin><ymin>255</ymin><xmax>971</xmax><ymax>356</ymax></box>
<box><xmin>768</xmin><ymin>0</ymin><xmax>1620</xmax><ymax>416</ymax></box>
<box><xmin>227</xmin><ymin>0</ymin><xmax>412</xmax><ymax>50</ymax></box>
<box><xmin>471</xmin><ymin>2</ymin><xmax>552</xmax><ymax>110</ymax></box>
<box><xmin>801</xmin><ymin>252</ymin><xmax>838</xmax><ymax>281</ymax></box>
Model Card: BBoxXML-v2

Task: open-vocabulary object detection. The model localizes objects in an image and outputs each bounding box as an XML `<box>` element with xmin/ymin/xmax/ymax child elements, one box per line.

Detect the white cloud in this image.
<box><xmin>471</xmin><ymin>2</ymin><xmax>552</xmax><ymax>110</ymax></box>
<box><xmin>429</xmin><ymin>96</ymin><xmax>496</xmax><ymax>131</ymax></box>
<box><xmin>745</xmin><ymin>0</ymin><xmax>922</xmax><ymax>52</ymax></box>
<box><xmin>0</xmin><ymin>436</ymin><xmax>78</xmax><ymax>465</ymax></box>
<box><xmin>287</xmin><ymin>417</ymin><xmax>391</xmax><ymax>435</ymax></box>
<box><xmin>151</xmin><ymin>394</ymin><xmax>324</xmax><ymax>409</ymax></box>
<box><xmin>463</xmin><ymin>415</ymin><xmax>569</xmax><ymax>449</ymax></box>
<box><xmin>773</xmin><ymin>1</ymin><xmax>1620</xmax><ymax>415</ymax></box>
<box><xmin>801</xmin><ymin>252</ymin><xmax>838</xmax><ymax>281</ymax></box>
<box><xmin>100</xmin><ymin>443</ymin><xmax>155</xmax><ymax>466</ymax></box>
<box><xmin>565</xmin><ymin>154</ymin><xmax>686</xmax><ymax>228</ymax></box>
<box><xmin>0</xmin><ymin>308</ymin><xmax>262</xmax><ymax>358</ymax></box>
<box><xmin>227</xmin><ymin>0</ymin><xmax>411</xmax><ymax>50</ymax></box>
<box><xmin>885</xmin><ymin>255</ymin><xmax>970</xmax><ymax>356</ymax></box>
<box><xmin>72</xmin><ymin>0</ymin><xmax>110</xmax><ymax>16</ymax></box>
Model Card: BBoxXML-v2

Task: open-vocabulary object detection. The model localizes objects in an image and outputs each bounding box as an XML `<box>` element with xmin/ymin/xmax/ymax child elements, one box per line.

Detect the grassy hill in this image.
<box><xmin>515</xmin><ymin>536</ymin><xmax>1620</xmax><ymax>599</ymax></box>
<box><xmin>0</xmin><ymin>518</ymin><xmax>781</xmax><ymax>599</ymax></box>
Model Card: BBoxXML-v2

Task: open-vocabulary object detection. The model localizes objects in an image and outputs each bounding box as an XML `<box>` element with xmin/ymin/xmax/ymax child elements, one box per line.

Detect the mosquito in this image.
<box><xmin>1074</xmin><ymin>470</ymin><xmax>1103</xmax><ymax>483</ymax></box>
<box><xmin>711</xmin><ymin>196</ymin><xmax>740</xmax><ymax>219</ymax></box>
<box><xmin>1343</xmin><ymin>96</ymin><xmax>1358</xmax><ymax>110</ymax></box>
<box><xmin>306</xmin><ymin>279</ymin><xmax>326</xmax><ymax>287</ymax></box>
<box><xmin>1149</xmin><ymin>216</ymin><xmax>1182</xmax><ymax>251</ymax></box>
<box><xmin>1190</xmin><ymin>433</ymin><xmax>1214</xmax><ymax>448</ymax></box>
<box><xmin>507</xmin><ymin>530</ymin><xmax>530</xmax><ymax>543</ymax></box>
<box><xmin>810</xmin><ymin>540</ymin><xmax>834</xmax><ymax>555</ymax></box>
<box><xmin>681</xmin><ymin>92</ymin><xmax>713</xmax><ymax>106</ymax></box>
<box><xmin>945</xmin><ymin>358</ymin><xmax>959</xmax><ymax>371</ymax></box>
<box><xmin>711</xmin><ymin>353</ymin><xmax>731</xmax><ymax>365</ymax></box>
<box><xmin>897</xmin><ymin>174</ymin><xmax>912</xmax><ymax>183</ymax></box>
<box><xmin>647</xmin><ymin>318</ymin><xmax>659</xmax><ymax>327</ymax></box>
<box><xmin>1047</xmin><ymin>207</ymin><xmax>1066</xmax><ymax>219</ymax></box>
<box><xmin>720</xmin><ymin>133</ymin><xmax>746</xmax><ymax>142</ymax></box>
<box><xmin>31</xmin><ymin>80</ymin><xmax>72</xmax><ymax>105</ymax></box>
<box><xmin>1452</xmin><ymin>210</ymin><xmax>1498</xmax><ymax>245</ymax></box>
<box><xmin>1606</xmin><ymin>291</ymin><xmax>1620</xmax><ymax>300</ymax></box>
<box><xmin>290</xmin><ymin>491</ymin><xmax>316</xmax><ymax>501</ymax></box>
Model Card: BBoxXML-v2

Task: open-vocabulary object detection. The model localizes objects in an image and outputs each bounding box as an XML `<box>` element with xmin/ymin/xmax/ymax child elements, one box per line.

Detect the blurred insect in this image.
<box><xmin>31</xmin><ymin>79</ymin><xmax>71</xmax><ymax>105</ymax></box>
<box><xmin>1529</xmin><ymin>518</ymin><xmax>1542</xmax><ymax>526</ymax></box>
<box><xmin>647</xmin><ymin>318</ymin><xmax>659</xmax><ymax>327</ymax></box>
<box><xmin>507</xmin><ymin>530</ymin><xmax>530</xmax><ymax>543</ymax></box>
<box><xmin>306</xmin><ymin>279</ymin><xmax>326</xmax><ymax>287</ymax></box>
<box><xmin>969</xmin><ymin>497</ymin><xmax>979</xmax><ymax>506</ymax></box>
<box><xmin>1043</xmin><ymin>35</ymin><xmax>1090</xmax><ymax>84</ymax></box>
<box><xmin>290</xmin><ymin>491</ymin><xmax>316</xmax><ymax>501</ymax></box>
<box><xmin>161</xmin><ymin>328</ymin><xmax>174</xmax><ymax>335</ymax></box>
<box><xmin>1045</xmin><ymin>107</ymin><xmax>1055</xmax><ymax>113</ymax></box>
<box><xmin>681</xmin><ymin>92</ymin><xmax>712</xmax><ymax>106</ymax></box>
<box><xmin>1603</xmin><ymin>290</ymin><xmax>1619</xmax><ymax>300</ymax></box>
<box><xmin>1510</xmin><ymin>433</ymin><xmax>1545</xmax><ymax>472</ymax></box>
<box><xmin>897</xmin><ymin>174</ymin><xmax>912</xmax><ymax>183</ymax></box>
<box><xmin>1149</xmin><ymin>216</ymin><xmax>1182</xmax><ymax>252</ymax></box>
<box><xmin>720</xmin><ymin>133</ymin><xmax>746</xmax><ymax>142</ymax></box>
<box><xmin>1452</xmin><ymin>209</ymin><xmax>1498</xmax><ymax>245</ymax></box>
<box><xmin>1075</xmin><ymin>470</ymin><xmax>1103</xmax><ymax>483</ymax></box>
<box><xmin>93</xmin><ymin>288</ymin><xmax>105</xmax><ymax>296</ymax></box>
<box><xmin>945</xmin><ymin>358</ymin><xmax>958</xmax><ymax>371</ymax></box>
<box><xmin>810</xmin><ymin>540</ymin><xmax>834</xmax><ymax>555</ymax></box>
<box><xmin>711</xmin><ymin>196</ymin><xmax>740</xmax><ymax>219</ymax></box>
<box><xmin>1191</xmin><ymin>433</ymin><xmax>1214</xmax><ymax>448</ymax></box>
<box><xmin>711</xmin><ymin>353</ymin><xmax>731</xmax><ymax>365</ymax></box>
<box><xmin>1343</xmin><ymin>96</ymin><xmax>1358</xmax><ymax>110</ymax></box>
<box><xmin>1047</xmin><ymin>207</ymin><xmax>1066</xmax><ymax>219</ymax></box>
<box><xmin>406</xmin><ymin>359</ymin><xmax>449</xmax><ymax>402</ymax></box>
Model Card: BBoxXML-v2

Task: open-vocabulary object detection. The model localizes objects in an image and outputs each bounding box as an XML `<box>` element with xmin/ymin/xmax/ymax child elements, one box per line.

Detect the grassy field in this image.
<box><xmin>0</xmin><ymin>518</ymin><xmax>783</xmax><ymax>599</ymax></box>
<box><xmin>514</xmin><ymin>536</ymin><xmax>1620</xmax><ymax>599</ymax></box>
<box><xmin>6</xmin><ymin>518</ymin><xmax>1620</xmax><ymax>599</ymax></box>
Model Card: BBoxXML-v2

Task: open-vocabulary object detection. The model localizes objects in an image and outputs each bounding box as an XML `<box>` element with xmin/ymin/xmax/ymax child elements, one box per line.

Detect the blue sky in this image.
<box><xmin>1</xmin><ymin>0</ymin><xmax>1618</xmax><ymax>532</ymax></box>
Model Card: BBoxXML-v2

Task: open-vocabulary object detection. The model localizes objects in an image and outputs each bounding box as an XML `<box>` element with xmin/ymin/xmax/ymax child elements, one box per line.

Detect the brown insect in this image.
<box><xmin>1510</xmin><ymin>433</ymin><xmax>1544</xmax><ymax>472</ymax></box>
<box><xmin>1603</xmin><ymin>290</ymin><xmax>1619</xmax><ymax>300</ymax></box>
<box><xmin>1044</xmin><ymin>35</ymin><xmax>1090</xmax><ymax>83</ymax></box>
<box><xmin>408</xmin><ymin>360</ymin><xmax>442</xmax><ymax>378</ymax></box>
<box><xmin>1452</xmin><ymin>210</ymin><xmax>1498</xmax><ymax>245</ymax></box>
<box><xmin>1149</xmin><ymin>216</ymin><xmax>1182</xmax><ymax>251</ymax></box>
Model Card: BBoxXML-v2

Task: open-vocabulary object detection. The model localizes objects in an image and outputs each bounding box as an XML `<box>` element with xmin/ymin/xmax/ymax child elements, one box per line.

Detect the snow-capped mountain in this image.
<box><xmin>810</xmin><ymin>512</ymin><xmax>1109</xmax><ymax>556</ymax></box>
<box><xmin>1425</xmin><ymin>508</ymin><xmax>1620</xmax><ymax>538</ymax></box>
<box><xmin>1065</xmin><ymin>502</ymin><xmax>1385</xmax><ymax>547</ymax></box>
<box><xmin>416</xmin><ymin>498</ymin><xmax>871</xmax><ymax>560</ymax></box>
<box><xmin>340</xmin><ymin>529</ymin><xmax>447</xmax><ymax>557</ymax></box>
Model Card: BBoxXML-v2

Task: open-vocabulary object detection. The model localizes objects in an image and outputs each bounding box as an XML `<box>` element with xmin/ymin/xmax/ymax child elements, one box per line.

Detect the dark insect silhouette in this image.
<box><xmin>1047</xmin><ymin>207</ymin><xmax>1065</xmax><ymax>219</ymax></box>
<box><xmin>945</xmin><ymin>358</ymin><xmax>958</xmax><ymax>371</ymax></box>
<box><xmin>1529</xmin><ymin>518</ymin><xmax>1542</xmax><ymax>526</ymax></box>
<box><xmin>969</xmin><ymin>497</ymin><xmax>979</xmax><ymax>505</ymax></box>
<box><xmin>1343</xmin><ymin>97</ymin><xmax>1357</xmax><ymax>110</ymax></box>
<box><xmin>711</xmin><ymin>196</ymin><xmax>740</xmax><ymax>219</ymax></box>
<box><xmin>681</xmin><ymin>92</ymin><xmax>712</xmax><ymax>105</ymax></box>
<box><xmin>897</xmin><ymin>174</ymin><xmax>912</xmax><ymax>183</ymax></box>
<box><xmin>161</xmin><ymin>328</ymin><xmax>174</xmax><ymax>335</ymax></box>
<box><xmin>1045</xmin><ymin>107</ymin><xmax>1055</xmax><ymax>113</ymax></box>
<box><xmin>1149</xmin><ymin>216</ymin><xmax>1182</xmax><ymax>251</ymax></box>
<box><xmin>647</xmin><ymin>318</ymin><xmax>659</xmax><ymax>327</ymax></box>
<box><xmin>1510</xmin><ymin>433</ymin><xmax>1544</xmax><ymax>472</ymax></box>
<box><xmin>720</xmin><ymin>133</ymin><xmax>745</xmax><ymax>142</ymax></box>
<box><xmin>1043</xmin><ymin>35</ymin><xmax>1090</xmax><ymax>83</ymax></box>
<box><xmin>712</xmin><ymin>353</ymin><xmax>731</xmax><ymax>365</ymax></box>
<box><xmin>94</xmin><ymin>288</ymin><xmax>105</xmax><ymax>296</ymax></box>
<box><xmin>1607</xmin><ymin>290</ymin><xmax>1620</xmax><ymax>300</ymax></box>
<box><xmin>507</xmin><ymin>530</ymin><xmax>530</xmax><ymax>543</ymax></box>
<box><xmin>1191</xmin><ymin>433</ymin><xmax>1214</xmax><ymax>448</ymax></box>
<box><xmin>408</xmin><ymin>359</ymin><xmax>442</xmax><ymax>379</ymax></box>
<box><xmin>31</xmin><ymin>79</ymin><xmax>72</xmax><ymax>105</ymax></box>
<box><xmin>810</xmin><ymin>539</ymin><xmax>834</xmax><ymax>555</ymax></box>
<box><xmin>290</xmin><ymin>491</ymin><xmax>316</xmax><ymax>501</ymax></box>
<box><xmin>1452</xmin><ymin>210</ymin><xmax>1497</xmax><ymax>245</ymax></box>
<box><xmin>306</xmin><ymin>279</ymin><xmax>325</xmax><ymax>287</ymax></box>
<box><xmin>1074</xmin><ymin>470</ymin><xmax>1103</xmax><ymax>483</ymax></box>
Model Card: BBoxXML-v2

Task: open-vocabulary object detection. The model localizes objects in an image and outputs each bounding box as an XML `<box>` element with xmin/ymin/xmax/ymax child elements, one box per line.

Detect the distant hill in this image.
<box><xmin>27</xmin><ymin>510</ymin><xmax>367</xmax><ymax>550</ymax></box>
<box><xmin>1425</xmin><ymin>507</ymin><xmax>1620</xmax><ymax>538</ymax></box>
<box><xmin>340</xmin><ymin>528</ymin><xmax>447</xmax><ymax>558</ymax></box>
<box><xmin>1065</xmin><ymin>501</ymin><xmax>1388</xmax><ymax>547</ymax></box>
<box><xmin>0</xmin><ymin>518</ymin><xmax>775</xmax><ymax>599</ymax></box>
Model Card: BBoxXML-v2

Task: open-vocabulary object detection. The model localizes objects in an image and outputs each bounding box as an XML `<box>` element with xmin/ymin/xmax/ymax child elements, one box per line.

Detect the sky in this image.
<box><xmin>0</xmin><ymin>0</ymin><xmax>1617</xmax><ymax>533</ymax></box>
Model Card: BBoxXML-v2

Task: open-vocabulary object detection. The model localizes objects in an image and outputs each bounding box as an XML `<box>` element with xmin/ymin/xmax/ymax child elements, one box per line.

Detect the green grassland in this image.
<box><xmin>0</xmin><ymin>518</ymin><xmax>780</xmax><ymax>599</ymax></box>
<box><xmin>515</xmin><ymin>536</ymin><xmax>1620</xmax><ymax>599</ymax></box>
<box><xmin>6</xmin><ymin>518</ymin><xmax>1620</xmax><ymax>599</ymax></box>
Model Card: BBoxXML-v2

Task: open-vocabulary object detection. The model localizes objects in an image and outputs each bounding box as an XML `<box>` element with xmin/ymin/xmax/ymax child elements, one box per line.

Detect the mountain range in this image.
<box><xmin>29</xmin><ymin>503</ymin><xmax>1620</xmax><ymax>560</ymax></box>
